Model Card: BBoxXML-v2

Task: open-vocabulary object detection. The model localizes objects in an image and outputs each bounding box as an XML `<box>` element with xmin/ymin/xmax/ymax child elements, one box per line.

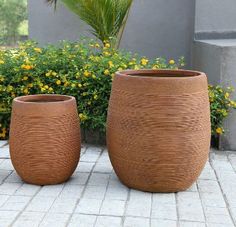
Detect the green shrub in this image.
<box><xmin>0</xmin><ymin>40</ymin><xmax>235</xmax><ymax>140</ymax></box>
<box><xmin>0</xmin><ymin>39</ymin><xmax>183</xmax><ymax>139</ymax></box>
<box><xmin>209</xmin><ymin>85</ymin><xmax>236</xmax><ymax>136</ymax></box>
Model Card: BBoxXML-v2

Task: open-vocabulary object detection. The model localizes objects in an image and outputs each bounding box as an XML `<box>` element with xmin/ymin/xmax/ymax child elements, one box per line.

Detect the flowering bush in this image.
<box><xmin>0</xmin><ymin>39</ymin><xmax>183</xmax><ymax>139</ymax></box>
<box><xmin>209</xmin><ymin>85</ymin><xmax>236</xmax><ymax>136</ymax></box>
<box><xmin>0</xmin><ymin>40</ymin><xmax>235</xmax><ymax>140</ymax></box>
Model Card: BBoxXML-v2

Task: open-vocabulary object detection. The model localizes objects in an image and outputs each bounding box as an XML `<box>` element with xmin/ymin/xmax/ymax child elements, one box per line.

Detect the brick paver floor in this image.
<box><xmin>0</xmin><ymin>140</ymin><xmax>236</xmax><ymax>227</ymax></box>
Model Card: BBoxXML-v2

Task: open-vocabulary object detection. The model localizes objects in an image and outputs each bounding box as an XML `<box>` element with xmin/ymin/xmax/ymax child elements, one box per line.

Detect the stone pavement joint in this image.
<box><xmin>0</xmin><ymin>143</ymin><xmax>236</xmax><ymax>227</ymax></box>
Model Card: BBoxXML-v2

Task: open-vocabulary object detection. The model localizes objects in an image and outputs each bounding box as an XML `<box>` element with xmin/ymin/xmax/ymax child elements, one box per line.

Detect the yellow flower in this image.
<box><xmin>23</xmin><ymin>88</ymin><xmax>28</xmax><ymax>94</ymax></box>
<box><xmin>78</xmin><ymin>83</ymin><xmax>82</xmax><ymax>88</ymax></box>
<box><xmin>56</xmin><ymin>80</ymin><xmax>61</xmax><ymax>85</ymax></box>
<box><xmin>92</xmin><ymin>75</ymin><xmax>96</xmax><ymax>79</ymax></box>
<box><xmin>51</xmin><ymin>71</ymin><xmax>57</xmax><ymax>76</ymax></box>
<box><xmin>84</xmin><ymin>70</ymin><xmax>91</xmax><ymax>77</ymax></box>
<box><xmin>95</xmin><ymin>43</ymin><xmax>100</xmax><ymax>48</ymax></box>
<box><xmin>21</xmin><ymin>64</ymin><xmax>33</xmax><ymax>70</ymax></box>
<box><xmin>45</xmin><ymin>72</ymin><xmax>51</xmax><ymax>77</ymax></box>
<box><xmin>34</xmin><ymin>48</ymin><xmax>42</xmax><ymax>53</ymax></box>
<box><xmin>108</xmin><ymin>61</ymin><xmax>114</xmax><ymax>68</ymax></box>
<box><xmin>230</xmin><ymin>101</ymin><xmax>236</xmax><ymax>108</ymax></box>
<box><xmin>7</xmin><ymin>85</ymin><xmax>13</xmax><ymax>92</ymax></box>
<box><xmin>23</xmin><ymin>76</ymin><xmax>28</xmax><ymax>81</ymax></box>
<box><xmin>87</xmin><ymin>101</ymin><xmax>91</xmax><ymax>105</ymax></box>
<box><xmin>134</xmin><ymin>65</ymin><xmax>140</xmax><ymax>70</ymax></box>
<box><xmin>141</xmin><ymin>58</ymin><xmax>149</xmax><ymax>66</ymax></box>
<box><xmin>216</xmin><ymin>127</ymin><xmax>223</xmax><ymax>134</ymax></box>
<box><xmin>49</xmin><ymin>87</ymin><xmax>53</xmax><ymax>92</ymax></box>
<box><xmin>0</xmin><ymin>60</ymin><xmax>4</xmax><ymax>64</ymax></box>
<box><xmin>71</xmin><ymin>84</ymin><xmax>76</xmax><ymax>88</ymax></box>
<box><xmin>169</xmin><ymin>59</ymin><xmax>175</xmax><ymax>65</ymax></box>
<box><xmin>103</xmin><ymin>51</ymin><xmax>110</xmax><ymax>56</ymax></box>
<box><xmin>44</xmin><ymin>85</ymin><xmax>49</xmax><ymax>89</ymax></box>
<box><xmin>105</xmin><ymin>43</ymin><xmax>111</xmax><ymax>48</ymax></box>
<box><xmin>28</xmin><ymin>83</ymin><xmax>33</xmax><ymax>88</ymax></box>
<box><xmin>79</xmin><ymin>113</ymin><xmax>88</xmax><ymax>122</ymax></box>
<box><xmin>152</xmin><ymin>65</ymin><xmax>159</xmax><ymax>69</ymax></box>
<box><xmin>41</xmin><ymin>88</ymin><xmax>46</xmax><ymax>92</ymax></box>
<box><xmin>225</xmin><ymin>92</ymin><xmax>230</xmax><ymax>99</ymax></box>
<box><xmin>104</xmin><ymin>69</ymin><xmax>110</xmax><ymax>75</ymax></box>
<box><xmin>94</xmin><ymin>94</ymin><xmax>98</xmax><ymax>100</ymax></box>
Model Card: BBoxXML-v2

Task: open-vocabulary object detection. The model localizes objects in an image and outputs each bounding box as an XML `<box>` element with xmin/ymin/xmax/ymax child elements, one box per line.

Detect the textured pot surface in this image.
<box><xmin>10</xmin><ymin>94</ymin><xmax>81</xmax><ymax>185</ymax></box>
<box><xmin>107</xmin><ymin>70</ymin><xmax>211</xmax><ymax>192</ymax></box>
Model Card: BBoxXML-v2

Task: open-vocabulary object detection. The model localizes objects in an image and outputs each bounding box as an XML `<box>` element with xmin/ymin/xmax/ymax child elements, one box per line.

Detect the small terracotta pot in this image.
<box><xmin>107</xmin><ymin>70</ymin><xmax>211</xmax><ymax>192</ymax></box>
<box><xmin>9</xmin><ymin>94</ymin><xmax>81</xmax><ymax>185</ymax></box>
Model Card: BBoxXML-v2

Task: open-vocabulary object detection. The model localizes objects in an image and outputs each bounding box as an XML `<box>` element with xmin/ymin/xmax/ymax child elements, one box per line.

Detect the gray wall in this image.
<box><xmin>28</xmin><ymin>0</ymin><xmax>196</xmax><ymax>66</ymax></box>
<box><xmin>195</xmin><ymin>0</ymin><xmax>236</xmax><ymax>39</ymax></box>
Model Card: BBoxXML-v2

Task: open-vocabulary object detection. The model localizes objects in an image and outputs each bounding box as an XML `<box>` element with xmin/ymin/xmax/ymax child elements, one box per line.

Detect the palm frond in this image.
<box><xmin>54</xmin><ymin>0</ymin><xmax>133</xmax><ymax>47</ymax></box>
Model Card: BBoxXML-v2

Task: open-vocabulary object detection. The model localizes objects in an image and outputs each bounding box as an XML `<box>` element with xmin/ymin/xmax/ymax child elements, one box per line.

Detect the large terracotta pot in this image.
<box><xmin>107</xmin><ymin>70</ymin><xmax>211</xmax><ymax>192</ymax></box>
<box><xmin>9</xmin><ymin>94</ymin><xmax>81</xmax><ymax>185</ymax></box>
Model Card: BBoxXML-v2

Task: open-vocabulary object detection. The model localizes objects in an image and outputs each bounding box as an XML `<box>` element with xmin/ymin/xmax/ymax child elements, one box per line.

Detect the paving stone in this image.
<box><xmin>200</xmin><ymin>192</ymin><xmax>226</xmax><ymax>208</ymax></box>
<box><xmin>97</xmin><ymin>151</ymin><xmax>110</xmax><ymax>162</ymax></box>
<box><xmin>0</xmin><ymin>170</ymin><xmax>12</xmax><ymax>183</ymax></box>
<box><xmin>68</xmin><ymin>172</ymin><xmax>90</xmax><ymax>185</ymax></box>
<box><xmin>126</xmin><ymin>190</ymin><xmax>152</xmax><ymax>217</ymax></box>
<box><xmin>39</xmin><ymin>212</ymin><xmax>70</xmax><ymax>227</ymax></box>
<box><xmin>59</xmin><ymin>184</ymin><xmax>84</xmax><ymax>199</ymax></box>
<box><xmin>68</xmin><ymin>214</ymin><xmax>97</xmax><ymax>227</ymax></box>
<box><xmin>228</xmin><ymin>207</ymin><xmax>236</xmax><ymax>223</ymax></box>
<box><xmin>37</xmin><ymin>184</ymin><xmax>64</xmax><ymax>197</ymax></box>
<box><xmin>4</xmin><ymin>171</ymin><xmax>23</xmax><ymax>183</ymax></box>
<box><xmin>179</xmin><ymin>221</ymin><xmax>206</xmax><ymax>227</ymax></box>
<box><xmin>100</xmin><ymin>199</ymin><xmax>126</xmax><ymax>216</ymax></box>
<box><xmin>49</xmin><ymin>197</ymin><xmax>78</xmax><ymax>213</ymax></box>
<box><xmin>105</xmin><ymin>182</ymin><xmax>129</xmax><ymax>201</ymax></box>
<box><xmin>0</xmin><ymin>194</ymin><xmax>9</xmax><ymax>207</ymax></box>
<box><xmin>124</xmin><ymin>217</ymin><xmax>150</xmax><ymax>227</ymax></box>
<box><xmin>1</xmin><ymin>145</ymin><xmax>236</xmax><ymax>227</ymax></box>
<box><xmin>14</xmin><ymin>184</ymin><xmax>40</xmax><ymax>196</ymax></box>
<box><xmin>0</xmin><ymin>146</ymin><xmax>10</xmax><ymax>158</ymax></box>
<box><xmin>0</xmin><ymin>195</ymin><xmax>31</xmax><ymax>211</ymax></box>
<box><xmin>199</xmin><ymin>167</ymin><xmax>217</xmax><ymax>180</ymax></box>
<box><xmin>0</xmin><ymin>183</ymin><xmax>22</xmax><ymax>195</ymax></box>
<box><xmin>152</xmin><ymin>193</ymin><xmax>176</xmax><ymax>205</ymax></box>
<box><xmin>95</xmin><ymin>216</ymin><xmax>122</xmax><ymax>227</ymax></box>
<box><xmin>13</xmin><ymin>211</ymin><xmax>45</xmax><ymax>227</ymax></box>
<box><xmin>177</xmin><ymin>192</ymin><xmax>205</xmax><ymax>222</ymax></box>
<box><xmin>75</xmin><ymin>198</ymin><xmax>103</xmax><ymax>214</ymax></box>
<box><xmin>151</xmin><ymin>203</ymin><xmax>177</xmax><ymax>220</ymax></box>
<box><xmin>25</xmin><ymin>196</ymin><xmax>56</xmax><ymax>212</ymax></box>
<box><xmin>75</xmin><ymin>162</ymin><xmax>95</xmax><ymax>172</ymax></box>
<box><xmin>207</xmin><ymin>223</ymin><xmax>235</xmax><ymax>227</ymax></box>
<box><xmin>186</xmin><ymin>183</ymin><xmax>198</xmax><ymax>192</ymax></box>
<box><xmin>197</xmin><ymin>180</ymin><xmax>221</xmax><ymax>193</ymax></box>
<box><xmin>0</xmin><ymin>140</ymin><xmax>8</xmax><ymax>147</ymax></box>
<box><xmin>0</xmin><ymin>210</ymin><xmax>19</xmax><ymax>227</ymax></box>
<box><xmin>93</xmin><ymin>162</ymin><xmax>113</xmax><ymax>173</ymax></box>
<box><xmin>80</xmin><ymin>148</ymin><xmax>101</xmax><ymax>162</ymax></box>
<box><xmin>151</xmin><ymin>219</ymin><xmax>177</xmax><ymax>227</ymax></box>
<box><xmin>83</xmin><ymin>185</ymin><xmax>107</xmax><ymax>199</ymax></box>
<box><xmin>0</xmin><ymin>159</ymin><xmax>14</xmax><ymax>170</ymax></box>
<box><xmin>88</xmin><ymin>173</ymin><xmax>110</xmax><ymax>186</ymax></box>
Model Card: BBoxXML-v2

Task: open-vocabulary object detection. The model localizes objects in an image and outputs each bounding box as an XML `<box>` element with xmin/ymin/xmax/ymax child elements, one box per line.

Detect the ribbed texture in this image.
<box><xmin>9</xmin><ymin>95</ymin><xmax>81</xmax><ymax>185</ymax></box>
<box><xmin>107</xmin><ymin>70</ymin><xmax>211</xmax><ymax>192</ymax></box>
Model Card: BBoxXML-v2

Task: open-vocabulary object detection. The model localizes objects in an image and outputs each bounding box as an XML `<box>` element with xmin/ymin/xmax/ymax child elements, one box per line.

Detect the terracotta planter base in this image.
<box><xmin>107</xmin><ymin>70</ymin><xmax>211</xmax><ymax>192</ymax></box>
<box><xmin>9</xmin><ymin>95</ymin><xmax>81</xmax><ymax>185</ymax></box>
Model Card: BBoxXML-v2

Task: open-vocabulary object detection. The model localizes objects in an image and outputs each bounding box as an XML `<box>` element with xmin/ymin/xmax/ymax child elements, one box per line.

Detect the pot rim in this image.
<box><xmin>116</xmin><ymin>69</ymin><xmax>205</xmax><ymax>79</ymax></box>
<box><xmin>14</xmin><ymin>94</ymin><xmax>75</xmax><ymax>104</ymax></box>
